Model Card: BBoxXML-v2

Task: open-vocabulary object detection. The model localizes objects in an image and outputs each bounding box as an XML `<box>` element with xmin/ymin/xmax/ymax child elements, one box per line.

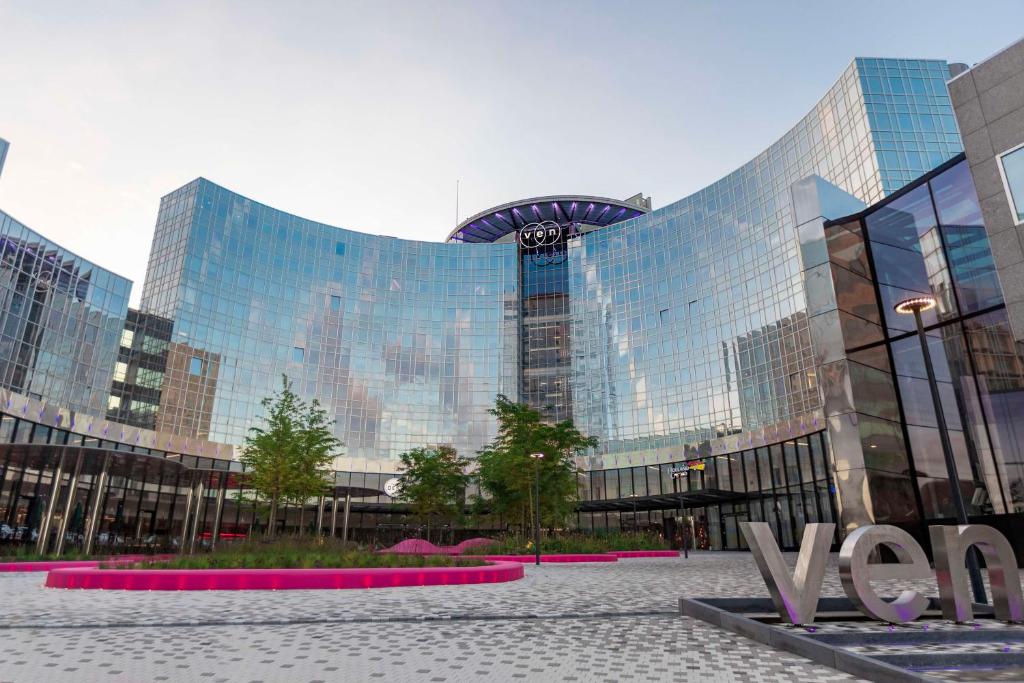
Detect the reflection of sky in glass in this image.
<box><xmin>0</xmin><ymin>210</ymin><xmax>131</xmax><ymax>417</ymax></box>
<box><xmin>568</xmin><ymin>58</ymin><xmax>961</xmax><ymax>469</ymax></box>
<box><xmin>1000</xmin><ymin>146</ymin><xmax>1024</xmax><ymax>222</ymax></box>
<box><xmin>141</xmin><ymin>180</ymin><xmax>519</xmax><ymax>472</ymax></box>
<box><xmin>135</xmin><ymin>57</ymin><xmax>964</xmax><ymax>473</ymax></box>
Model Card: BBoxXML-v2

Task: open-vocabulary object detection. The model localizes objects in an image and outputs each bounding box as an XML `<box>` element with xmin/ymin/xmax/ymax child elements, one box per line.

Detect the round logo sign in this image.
<box><xmin>383</xmin><ymin>477</ymin><xmax>402</xmax><ymax>498</ymax></box>
<box><xmin>518</xmin><ymin>221</ymin><xmax>562</xmax><ymax>249</ymax></box>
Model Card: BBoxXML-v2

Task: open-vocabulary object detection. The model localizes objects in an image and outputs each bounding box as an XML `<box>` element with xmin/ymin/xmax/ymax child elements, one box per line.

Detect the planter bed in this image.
<box><xmin>44</xmin><ymin>561</ymin><xmax>524</xmax><ymax>590</ymax></box>
<box><xmin>0</xmin><ymin>554</ymin><xmax>169</xmax><ymax>573</ymax></box>
<box><xmin>471</xmin><ymin>553</ymin><xmax>618</xmax><ymax>563</ymax></box>
<box><xmin>606</xmin><ymin>550</ymin><xmax>679</xmax><ymax>558</ymax></box>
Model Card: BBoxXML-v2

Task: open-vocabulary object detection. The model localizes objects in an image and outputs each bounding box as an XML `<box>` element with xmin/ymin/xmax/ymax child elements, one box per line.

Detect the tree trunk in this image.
<box><xmin>268</xmin><ymin>498</ymin><xmax>278</xmax><ymax>538</ymax></box>
<box><xmin>298</xmin><ymin>504</ymin><xmax>305</xmax><ymax>537</ymax></box>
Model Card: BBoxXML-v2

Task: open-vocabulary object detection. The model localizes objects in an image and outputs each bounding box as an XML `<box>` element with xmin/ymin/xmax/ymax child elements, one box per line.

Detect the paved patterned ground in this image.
<box><xmin>0</xmin><ymin>551</ymin><xmax>942</xmax><ymax>682</ymax></box>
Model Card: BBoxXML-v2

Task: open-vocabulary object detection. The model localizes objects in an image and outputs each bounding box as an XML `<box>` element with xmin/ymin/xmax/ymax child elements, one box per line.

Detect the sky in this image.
<box><xmin>1</xmin><ymin>1</ymin><xmax>1023</xmax><ymax>306</ymax></box>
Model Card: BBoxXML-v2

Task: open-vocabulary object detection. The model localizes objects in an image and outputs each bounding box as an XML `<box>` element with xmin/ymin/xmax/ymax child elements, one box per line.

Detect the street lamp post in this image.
<box><xmin>894</xmin><ymin>296</ymin><xmax>987</xmax><ymax>605</ymax></box>
<box><xmin>530</xmin><ymin>452</ymin><xmax>544</xmax><ymax>566</ymax></box>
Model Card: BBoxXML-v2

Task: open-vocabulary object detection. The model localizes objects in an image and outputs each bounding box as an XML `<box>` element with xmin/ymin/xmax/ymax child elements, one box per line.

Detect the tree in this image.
<box><xmin>240</xmin><ymin>375</ymin><xmax>342</xmax><ymax>536</ymax></box>
<box><xmin>395</xmin><ymin>445</ymin><xmax>470</xmax><ymax>543</ymax></box>
<box><xmin>474</xmin><ymin>395</ymin><xmax>597</xmax><ymax>531</ymax></box>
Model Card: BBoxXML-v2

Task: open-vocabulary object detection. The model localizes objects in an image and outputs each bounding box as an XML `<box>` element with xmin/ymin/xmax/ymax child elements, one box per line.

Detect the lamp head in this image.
<box><xmin>529</xmin><ymin>452</ymin><xmax>545</xmax><ymax>459</ymax></box>
<box><xmin>894</xmin><ymin>296</ymin><xmax>936</xmax><ymax>315</ymax></box>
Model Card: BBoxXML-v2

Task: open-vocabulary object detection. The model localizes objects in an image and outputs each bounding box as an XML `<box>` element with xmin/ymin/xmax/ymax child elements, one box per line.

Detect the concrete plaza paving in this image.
<box><xmin>0</xmin><ymin>552</ymin><xmax>894</xmax><ymax>682</ymax></box>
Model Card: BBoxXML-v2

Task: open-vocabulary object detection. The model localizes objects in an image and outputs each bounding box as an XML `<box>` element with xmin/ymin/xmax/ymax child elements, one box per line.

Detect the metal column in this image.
<box><xmin>83</xmin><ymin>453</ymin><xmax>111</xmax><ymax>556</ymax></box>
<box><xmin>210</xmin><ymin>477</ymin><xmax>227</xmax><ymax>551</ymax></box>
<box><xmin>35</xmin><ymin>452</ymin><xmax>66</xmax><ymax>555</ymax></box>
<box><xmin>330</xmin><ymin>494</ymin><xmax>339</xmax><ymax>539</ymax></box>
<box><xmin>315</xmin><ymin>496</ymin><xmax>325</xmax><ymax>536</ymax></box>
<box><xmin>178</xmin><ymin>478</ymin><xmax>195</xmax><ymax>553</ymax></box>
<box><xmin>54</xmin><ymin>450</ymin><xmax>84</xmax><ymax>557</ymax></box>
<box><xmin>188</xmin><ymin>479</ymin><xmax>205</xmax><ymax>554</ymax></box>
<box><xmin>341</xmin><ymin>491</ymin><xmax>352</xmax><ymax>546</ymax></box>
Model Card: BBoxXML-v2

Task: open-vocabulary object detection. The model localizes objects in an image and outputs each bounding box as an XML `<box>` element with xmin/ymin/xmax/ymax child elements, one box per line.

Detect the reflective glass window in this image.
<box><xmin>931</xmin><ymin>160</ymin><xmax>984</xmax><ymax>228</ymax></box>
<box><xmin>1000</xmin><ymin>145</ymin><xmax>1024</xmax><ymax>223</ymax></box>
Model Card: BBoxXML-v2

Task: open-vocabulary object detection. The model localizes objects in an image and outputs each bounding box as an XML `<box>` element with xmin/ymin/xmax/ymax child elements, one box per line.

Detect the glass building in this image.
<box><xmin>0</xmin><ymin>209</ymin><xmax>130</xmax><ymax>417</ymax></box>
<box><xmin>0</xmin><ymin>138</ymin><xmax>9</xmax><ymax>178</ymax></box>
<box><xmin>3</xmin><ymin>52</ymin><xmax>1024</xmax><ymax>553</ymax></box>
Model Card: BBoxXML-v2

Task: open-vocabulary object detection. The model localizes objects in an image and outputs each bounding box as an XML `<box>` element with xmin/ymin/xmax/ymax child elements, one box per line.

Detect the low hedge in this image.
<box><xmin>475</xmin><ymin>531</ymin><xmax>669</xmax><ymax>555</ymax></box>
<box><xmin>113</xmin><ymin>539</ymin><xmax>485</xmax><ymax>570</ymax></box>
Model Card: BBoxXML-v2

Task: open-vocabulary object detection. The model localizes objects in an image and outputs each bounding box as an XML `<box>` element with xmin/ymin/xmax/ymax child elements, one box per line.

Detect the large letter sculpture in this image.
<box><xmin>838</xmin><ymin>525</ymin><xmax>931</xmax><ymax>623</ymax></box>
<box><xmin>930</xmin><ymin>524</ymin><xmax>1024</xmax><ymax>623</ymax></box>
<box><xmin>740</xmin><ymin>522</ymin><xmax>834</xmax><ymax>624</ymax></box>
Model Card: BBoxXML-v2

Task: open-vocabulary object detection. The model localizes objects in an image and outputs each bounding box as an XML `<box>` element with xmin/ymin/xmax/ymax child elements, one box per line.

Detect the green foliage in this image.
<box><xmin>0</xmin><ymin>547</ymin><xmax>92</xmax><ymax>561</ymax></box>
<box><xmin>474</xmin><ymin>395</ymin><xmax>597</xmax><ymax>530</ymax></box>
<box><xmin>477</xmin><ymin>531</ymin><xmax>669</xmax><ymax>555</ymax></box>
<box><xmin>240</xmin><ymin>375</ymin><xmax>342</xmax><ymax>535</ymax></box>
<box><xmin>396</xmin><ymin>446</ymin><xmax>470</xmax><ymax>537</ymax></box>
<box><xmin>122</xmin><ymin>539</ymin><xmax>484</xmax><ymax>569</ymax></box>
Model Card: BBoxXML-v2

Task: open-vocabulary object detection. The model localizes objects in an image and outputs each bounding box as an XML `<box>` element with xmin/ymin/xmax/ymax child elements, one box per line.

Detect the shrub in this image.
<box><xmin>476</xmin><ymin>531</ymin><xmax>668</xmax><ymax>555</ymax></box>
<box><xmin>110</xmin><ymin>538</ymin><xmax>485</xmax><ymax>570</ymax></box>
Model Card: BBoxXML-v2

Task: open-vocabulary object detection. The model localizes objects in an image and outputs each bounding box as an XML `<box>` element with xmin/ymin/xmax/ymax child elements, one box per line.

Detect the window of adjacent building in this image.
<box><xmin>107</xmin><ymin>395</ymin><xmax>121</xmax><ymax>410</ymax></box>
<box><xmin>188</xmin><ymin>356</ymin><xmax>203</xmax><ymax>376</ymax></box>
<box><xmin>999</xmin><ymin>144</ymin><xmax>1024</xmax><ymax>224</ymax></box>
<box><xmin>335</xmin><ymin>242</ymin><xmax>346</xmax><ymax>256</ymax></box>
<box><xmin>292</xmin><ymin>346</ymin><xmax>305</xmax><ymax>363</ymax></box>
<box><xmin>136</xmin><ymin>368</ymin><xmax>163</xmax><ymax>389</ymax></box>
<box><xmin>120</xmin><ymin>329</ymin><xmax>134</xmax><ymax>349</ymax></box>
<box><xmin>330</xmin><ymin>295</ymin><xmax>341</xmax><ymax>312</ymax></box>
<box><xmin>113</xmin><ymin>361</ymin><xmax>128</xmax><ymax>382</ymax></box>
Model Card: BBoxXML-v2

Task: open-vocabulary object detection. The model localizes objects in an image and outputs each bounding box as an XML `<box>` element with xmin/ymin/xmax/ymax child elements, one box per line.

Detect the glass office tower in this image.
<box><xmin>0</xmin><ymin>210</ymin><xmax>130</xmax><ymax>417</ymax></box>
<box><xmin>134</xmin><ymin>57</ymin><xmax>963</xmax><ymax>483</ymax></box>
<box><xmin>140</xmin><ymin>180</ymin><xmax>519</xmax><ymax>472</ymax></box>
<box><xmin>2</xmin><ymin>54</ymin><xmax>1005</xmax><ymax>550</ymax></box>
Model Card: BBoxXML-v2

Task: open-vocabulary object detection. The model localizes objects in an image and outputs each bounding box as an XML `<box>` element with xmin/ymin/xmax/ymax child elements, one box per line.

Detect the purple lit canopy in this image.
<box><xmin>446</xmin><ymin>194</ymin><xmax>649</xmax><ymax>243</ymax></box>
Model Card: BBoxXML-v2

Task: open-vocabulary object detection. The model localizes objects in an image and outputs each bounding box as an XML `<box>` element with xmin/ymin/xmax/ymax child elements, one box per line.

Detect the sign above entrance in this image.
<box><xmin>383</xmin><ymin>478</ymin><xmax>401</xmax><ymax>498</ymax></box>
<box><xmin>671</xmin><ymin>461</ymin><xmax>706</xmax><ymax>475</ymax></box>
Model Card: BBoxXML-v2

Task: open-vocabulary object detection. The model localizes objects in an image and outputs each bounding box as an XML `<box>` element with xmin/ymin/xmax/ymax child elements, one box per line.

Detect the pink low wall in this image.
<box><xmin>44</xmin><ymin>561</ymin><xmax>525</xmax><ymax>591</ymax></box>
<box><xmin>0</xmin><ymin>554</ymin><xmax>170</xmax><ymax>573</ymax></box>
<box><xmin>473</xmin><ymin>553</ymin><xmax>618</xmax><ymax>563</ymax></box>
<box><xmin>606</xmin><ymin>550</ymin><xmax>679</xmax><ymax>558</ymax></box>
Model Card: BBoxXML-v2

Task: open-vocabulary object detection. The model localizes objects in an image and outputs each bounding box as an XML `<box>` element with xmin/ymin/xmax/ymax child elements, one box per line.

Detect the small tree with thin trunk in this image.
<box><xmin>474</xmin><ymin>395</ymin><xmax>596</xmax><ymax>532</ymax></box>
<box><xmin>395</xmin><ymin>445</ymin><xmax>470</xmax><ymax>543</ymax></box>
<box><xmin>241</xmin><ymin>375</ymin><xmax>342</xmax><ymax>536</ymax></box>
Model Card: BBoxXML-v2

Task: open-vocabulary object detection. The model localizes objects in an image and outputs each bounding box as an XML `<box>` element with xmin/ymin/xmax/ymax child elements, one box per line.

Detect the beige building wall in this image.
<box><xmin>950</xmin><ymin>38</ymin><xmax>1024</xmax><ymax>340</ymax></box>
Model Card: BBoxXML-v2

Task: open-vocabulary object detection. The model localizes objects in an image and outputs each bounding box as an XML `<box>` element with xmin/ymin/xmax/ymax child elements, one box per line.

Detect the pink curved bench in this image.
<box><xmin>44</xmin><ymin>561</ymin><xmax>524</xmax><ymax>590</ymax></box>
<box><xmin>606</xmin><ymin>550</ymin><xmax>678</xmax><ymax>558</ymax></box>
<box><xmin>472</xmin><ymin>553</ymin><xmax>618</xmax><ymax>563</ymax></box>
<box><xmin>0</xmin><ymin>554</ymin><xmax>170</xmax><ymax>573</ymax></box>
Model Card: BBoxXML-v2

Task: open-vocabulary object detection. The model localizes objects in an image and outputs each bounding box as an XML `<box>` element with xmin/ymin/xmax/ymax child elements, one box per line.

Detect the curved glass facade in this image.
<box><xmin>561</xmin><ymin>57</ymin><xmax>960</xmax><ymax>469</ymax></box>
<box><xmin>0</xmin><ymin>210</ymin><xmax>130</xmax><ymax>417</ymax></box>
<box><xmin>1</xmin><ymin>54</ymin><xmax>998</xmax><ymax>551</ymax></box>
<box><xmin>140</xmin><ymin>180</ymin><xmax>519</xmax><ymax>472</ymax></box>
<box><xmin>128</xmin><ymin>57</ymin><xmax>963</xmax><ymax>477</ymax></box>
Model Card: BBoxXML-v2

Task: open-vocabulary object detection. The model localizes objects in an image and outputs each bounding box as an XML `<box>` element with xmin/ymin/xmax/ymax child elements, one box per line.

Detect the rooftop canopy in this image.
<box><xmin>446</xmin><ymin>194</ymin><xmax>649</xmax><ymax>244</ymax></box>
